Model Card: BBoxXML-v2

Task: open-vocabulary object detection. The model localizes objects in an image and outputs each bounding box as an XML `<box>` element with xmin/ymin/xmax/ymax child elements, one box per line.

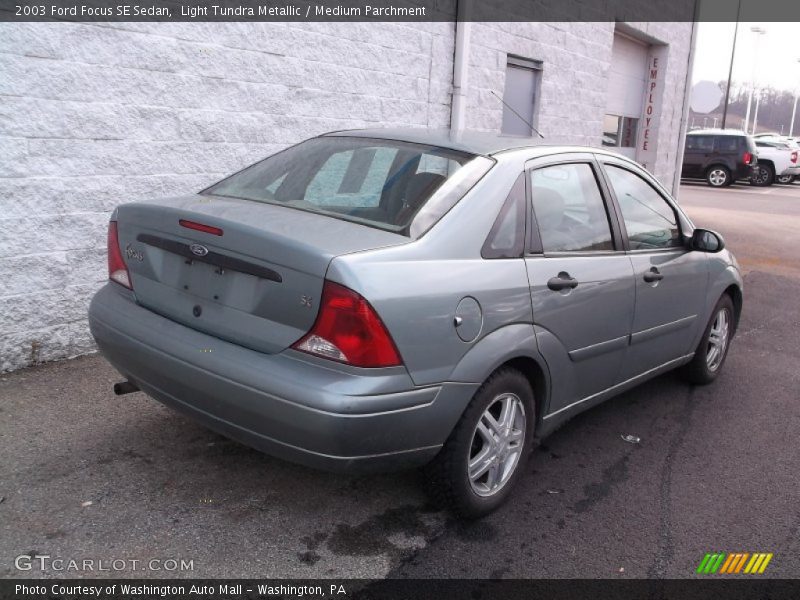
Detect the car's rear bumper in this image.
<box><xmin>735</xmin><ymin>164</ymin><xmax>759</xmax><ymax>180</ymax></box>
<box><xmin>88</xmin><ymin>284</ymin><xmax>476</xmax><ymax>473</ymax></box>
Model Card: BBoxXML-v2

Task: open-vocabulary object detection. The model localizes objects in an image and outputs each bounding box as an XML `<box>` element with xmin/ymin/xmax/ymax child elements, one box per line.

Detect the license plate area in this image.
<box><xmin>182</xmin><ymin>259</ymin><xmax>230</xmax><ymax>304</ymax></box>
<box><xmin>157</xmin><ymin>247</ymin><xmax>273</xmax><ymax>314</ymax></box>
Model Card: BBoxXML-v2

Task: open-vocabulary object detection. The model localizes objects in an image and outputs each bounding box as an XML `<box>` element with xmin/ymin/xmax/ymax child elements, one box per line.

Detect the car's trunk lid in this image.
<box><xmin>116</xmin><ymin>194</ymin><xmax>408</xmax><ymax>354</ymax></box>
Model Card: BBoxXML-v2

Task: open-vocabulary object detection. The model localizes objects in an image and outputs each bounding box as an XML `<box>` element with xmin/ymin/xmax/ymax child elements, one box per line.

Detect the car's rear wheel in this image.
<box><xmin>706</xmin><ymin>166</ymin><xmax>731</xmax><ymax>187</ymax></box>
<box><xmin>776</xmin><ymin>174</ymin><xmax>795</xmax><ymax>184</ymax></box>
<box><xmin>750</xmin><ymin>163</ymin><xmax>775</xmax><ymax>187</ymax></box>
<box><xmin>681</xmin><ymin>294</ymin><xmax>735</xmax><ymax>385</ymax></box>
<box><xmin>423</xmin><ymin>368</ymin><xmax>534</xmax><ymax>518</ymax></box>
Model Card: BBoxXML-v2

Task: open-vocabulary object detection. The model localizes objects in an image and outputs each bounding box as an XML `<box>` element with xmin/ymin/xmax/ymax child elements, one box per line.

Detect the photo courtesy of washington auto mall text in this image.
<box><xmin>14</xmin><ymin>583</ymin><xmax>349</xmax><ymax>598</ymax></box>
<box><xmin>2</xmin><ymin>0</ymin><xmax>800</xmax><ymax>599</ymax></box>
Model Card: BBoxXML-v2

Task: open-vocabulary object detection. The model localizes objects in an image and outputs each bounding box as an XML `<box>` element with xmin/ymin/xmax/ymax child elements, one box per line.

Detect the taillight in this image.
<box><xmin>107</xmin><ymin>220</ymin><xmax>132</xmax><ymax>289</ymax></box>
<box><xmin>291</xmin><ymin>281</ymin><xmax>402</xmax><ymax>368</ymax></box>
<box><xmin>792</xmin><ymin>151</ymin><xmax>798</xmax><ymax>164</ymax></box>
<box><xmin>743</xmin><ymin>151</ymin><xmax>753</xmax><ymax>165</ymax></box>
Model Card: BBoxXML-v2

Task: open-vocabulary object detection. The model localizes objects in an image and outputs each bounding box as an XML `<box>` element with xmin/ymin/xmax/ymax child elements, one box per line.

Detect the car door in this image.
<box><xmin>598</xmin><ymin>157</ymin><xmax>708</xmax><ymax>380</ymax></box>
<box><xmin>684</xmin><ymin>135</ymin><xmax>714</xmax><ymax>178</ymax></box>
<box><xmin>713</xmin><ymin>135</ymin><xmax>740</xmax><ymax>174</ymax></box>
<box><xmin>523</xmin><ymin>153</ymin><xmax>636</xmax><ymax>416</ymax></box>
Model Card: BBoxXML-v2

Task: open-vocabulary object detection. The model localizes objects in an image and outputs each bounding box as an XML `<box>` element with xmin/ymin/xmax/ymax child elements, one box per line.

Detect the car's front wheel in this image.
<box><xmin>681</xmin><ymin>294</ymin><xmax>736</xmax><ymax>385</ymax></box>
<box><xmin>423</xmin><ymin>368</ymin><xmax>534</xmax><ymax>518</ymax></box>
<box><xmin>706</xmin><ymin>166</ymin><xmax>731</xmax><ymax>187</ymax></box>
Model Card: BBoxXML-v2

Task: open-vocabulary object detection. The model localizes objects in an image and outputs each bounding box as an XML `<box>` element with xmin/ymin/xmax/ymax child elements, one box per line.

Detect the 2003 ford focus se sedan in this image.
<box><xmin>89</xmin><ymin>129</ymin><xmax>743</xmax><ymax>517</ymax></box>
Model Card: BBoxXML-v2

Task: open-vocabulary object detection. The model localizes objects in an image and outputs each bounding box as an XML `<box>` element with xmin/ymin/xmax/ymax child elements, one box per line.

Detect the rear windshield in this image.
<box><xmin>204</xmin><ymin>136</ymin><xmax>492</xmax><ymax>236</ymax></box>
<box><xmin>756</xmin><ymin>140</ymin><xmax>791</xmax><ymax>150</ymax></box>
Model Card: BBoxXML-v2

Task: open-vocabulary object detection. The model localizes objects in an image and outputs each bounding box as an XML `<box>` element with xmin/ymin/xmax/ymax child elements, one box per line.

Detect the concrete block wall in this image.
<box><xmin>631</xmin><ymin>22</ymin><xmax>695</xmax><ymax>191</ymax></box>
<box><xmin>463</xmin><ymin>21</ymin><xmax>694</xmax><ymax>188</ymax></box>
<box><xmin>0</xmin><ymin>22</ymin><xmax>455</xmax><ymax>372</ymax></box>
<box><xmin>464</xmin><ymin>22</ymin><xmax>615</xmax><ymax>143</ymax></box>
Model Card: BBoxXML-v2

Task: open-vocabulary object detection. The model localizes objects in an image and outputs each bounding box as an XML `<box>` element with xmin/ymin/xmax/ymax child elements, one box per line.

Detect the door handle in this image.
<box><xmin>643</xmin><ymin>267</ymin><xmax>664</xmax><ymax>283</ymax></box>
<box><xmin>547</xmin><ymin>272</ymin><xmax>579</xmax><ymax>291</ymax></box>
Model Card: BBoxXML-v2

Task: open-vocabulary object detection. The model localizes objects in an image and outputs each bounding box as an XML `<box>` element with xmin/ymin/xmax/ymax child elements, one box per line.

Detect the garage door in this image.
<box><xmin>604</xmin><ymin>33</ymin><xmax>648</xmax><ymax>159</ymax></box>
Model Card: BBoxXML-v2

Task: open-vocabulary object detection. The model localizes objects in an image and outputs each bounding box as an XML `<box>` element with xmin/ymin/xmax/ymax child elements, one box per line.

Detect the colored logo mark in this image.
<box><xmin>696</xmin><ymin>552</ymin><xmax>773</xmax><ymax>575</ymax></box>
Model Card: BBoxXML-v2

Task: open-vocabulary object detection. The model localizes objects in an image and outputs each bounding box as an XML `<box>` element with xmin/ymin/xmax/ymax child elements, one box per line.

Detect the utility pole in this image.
<box><xmin>790</xmin><ymin>59</ymin><xmax>800</xmax><ymax>136</ymax></box>
<box><xmin>720</xmin><ymin>0</ymin><xmax>742</xmax><ymax>130</ymax></box>
<box><xmin>753</xmin><ymin>90</ymin><xmax>761</xmax><ymax>134</ymax></box>
<box><xmin>744</xmin><ymin>27</ymin><xmax>767</xmax><ymax>134</ymax></box>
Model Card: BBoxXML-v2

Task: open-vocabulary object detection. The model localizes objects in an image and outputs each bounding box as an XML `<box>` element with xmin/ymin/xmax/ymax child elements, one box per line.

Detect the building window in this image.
<box><xmin>603</xmin><ymin>114</ymin><xmax>639</xmax><ymax>148</ymax></box>
<box><xmin>501</xmin><ymin>56</ymin><xmax>542</xmax><ymax>137</ymax></box>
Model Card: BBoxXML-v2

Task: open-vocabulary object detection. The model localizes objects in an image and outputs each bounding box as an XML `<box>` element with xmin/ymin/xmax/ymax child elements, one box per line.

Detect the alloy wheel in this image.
<box><xmin>467</xmin><ymin>393</ymin><xmax>526</xmax><ymax>497</ymax></box>
<box><xmin>752</xmin><ymin>165</ymin><xmax>773</xmax><ymax>186</ymax></box>
<box><xmin>708</xmin><ymin>168</ymin><xmax>728</xmax><ymax>187</ymax></box>
<box><xmin>706</xmin><ymin>308</ymin><xmax>730</xmax><ymax>372</ymax></box>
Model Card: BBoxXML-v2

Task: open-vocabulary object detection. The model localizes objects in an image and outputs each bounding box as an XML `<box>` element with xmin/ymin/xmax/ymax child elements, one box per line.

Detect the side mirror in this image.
<box><xmin>689</xmin><ymin>228</ymin><xmax>725</xmax><ymax>253</ymax></box>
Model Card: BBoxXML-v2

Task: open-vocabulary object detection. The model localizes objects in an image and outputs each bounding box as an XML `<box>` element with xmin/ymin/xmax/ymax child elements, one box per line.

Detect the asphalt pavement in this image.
<box><xmin>1</xmin><ymin>182</ymin><xmax>798</xmax><ymax>579</ymax></box>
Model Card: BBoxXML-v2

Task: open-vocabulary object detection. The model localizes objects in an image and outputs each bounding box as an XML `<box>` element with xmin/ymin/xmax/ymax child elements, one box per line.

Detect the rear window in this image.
<box><xmin>204</xmin><ymin>136</ymin><xmax>493</xmax><ymax>236</ymax></box>
<box><xmin>756</xmin><ymin>141</ymin><xmax>790</xmax><ymax>150</ymax></box>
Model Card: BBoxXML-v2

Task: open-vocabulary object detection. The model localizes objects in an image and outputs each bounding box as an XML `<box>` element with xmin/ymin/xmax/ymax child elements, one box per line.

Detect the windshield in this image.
<box><xmin>204</xmin><ymin>136</ymin><xmax>489</xmax><ymax>236</ymax></box>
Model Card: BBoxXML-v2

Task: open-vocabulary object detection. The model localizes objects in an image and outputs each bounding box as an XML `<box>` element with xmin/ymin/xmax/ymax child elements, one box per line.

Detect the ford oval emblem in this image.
<box><xmin>189</xmin><ymin>243</ymin><xmax>208</xmax><ymax>257</ymax></box>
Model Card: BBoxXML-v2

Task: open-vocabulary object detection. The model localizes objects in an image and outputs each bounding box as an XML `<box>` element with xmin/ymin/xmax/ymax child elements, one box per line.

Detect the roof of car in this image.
<box><xmin>323</xmin><ymin>128</ymin><xmax>549</xmax><ymax>156</ymax></box>
<box><xmin>754</xmin><ymin>134</ymin><xmax>792</xmax><ymax>140</ymax></box>
<box><xmin>687</xmin><ymin>128</ymin><xmax>749</xmax><ymax>137</ymax></box>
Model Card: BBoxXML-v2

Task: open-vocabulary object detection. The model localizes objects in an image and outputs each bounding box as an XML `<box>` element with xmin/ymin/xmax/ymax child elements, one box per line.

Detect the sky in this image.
<box><xmin>692</xmin><ymin>22</ymin><xmax>800</xmax><ymax>93</ymax></box>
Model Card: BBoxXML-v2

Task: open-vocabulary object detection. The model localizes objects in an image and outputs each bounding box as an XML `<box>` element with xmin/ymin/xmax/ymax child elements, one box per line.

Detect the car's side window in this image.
<box><xmin>715</xmin><ymin>136</ymin><xmax>739</xmax><ymax>153</ymax></box>
<box><xmin>686</xmin><ymin>135</ymin><xmax>713</xmax><ymax>152</ymax></box>
<box><xmin>482</xmin><ymin>173</ymin><xmax>526</xmax><ymax>259</ymax></box>
<box><xmin>530</xmin><ymin>163</ymin><xmax>614</xmax><ymax>253</ymax></box>
<box><xmin>604</xmin><ymin>165</ymin><xmax>682</xmax><ymax>250</ymax></box>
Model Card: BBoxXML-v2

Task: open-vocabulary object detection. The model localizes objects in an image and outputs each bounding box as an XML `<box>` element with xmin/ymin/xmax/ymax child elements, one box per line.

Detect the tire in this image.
<box><xmin>750</xmin><ymin>163</ymin><xmax>775</xmax><ymax>187</ymax></box>
<box><xmin>706</xmin><ymin>165</ymin><xmax>731</xmax><ymax>187</ymax></box>
<box><xmin>681</xmin><ymin>295</ymin><xmax>736</xmax><ymax>385</ymax></box>
<box><xmin>776</xmin><ymin>174</ymin><xmax>794</xmax><ymax>184</ymax></box>
<box><xmin>423</xmin><ymin>368</ymin><xmax>535</xmax><ymax>518</ymax></box>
